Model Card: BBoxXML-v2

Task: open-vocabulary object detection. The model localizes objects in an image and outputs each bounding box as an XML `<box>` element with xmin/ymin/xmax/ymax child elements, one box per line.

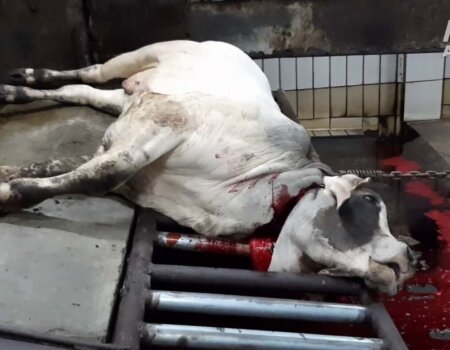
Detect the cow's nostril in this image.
<box><xmin>407</xmin><ymin>247</ymin><xmax>419</xmax><ymax>266</ymax></box>
<box><xmin>386</xmin><ymin>262</ymin><xmax>401</xmax><ymax>279</ymax></box>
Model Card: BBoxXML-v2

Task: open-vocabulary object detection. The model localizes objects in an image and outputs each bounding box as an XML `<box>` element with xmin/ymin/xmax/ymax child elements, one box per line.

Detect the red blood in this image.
<box><xmin>406</xmin><ymin>181</ymin><xmax>447</xmax><ymax>206</ymax></box>
<box><xmin>272</xmin><ymin>185</ymin><xmax>314</xmax><ymax>218</ymax></box>
<box><xmin>228</xmin><ymin>182</ymin><xmax>244</xmax><ymax>193</ymax></box>
<box><xmin>379</xmin><ymin>156</ymin><xmax>421</xmax><ymax>172</ymax></box>
<box><xmin>378</xmin><ymin>155</ymin><xmax>450</xmax><ymax>350</ymax></box>
<box><xmin>165</xmin><ymin>232</ymin><xmax>182</xmax><ymax>247</ymax></box>
<box><xmin>249</xmin><ymin>238</ymin><xmax>275</xmax><ymax>271</ymax></box>
<box><xmin>272</xmin><ymin>184</ymin><xmax>291</xmax><ymax>213</ymax></box>
<box><xmin>425</xmin><ymin>210</ymin><xmax>450</xmax><ymax>264</ymax></box>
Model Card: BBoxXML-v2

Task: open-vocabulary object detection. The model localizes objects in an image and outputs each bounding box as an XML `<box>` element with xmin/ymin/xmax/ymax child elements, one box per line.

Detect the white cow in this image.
<box><xmin>0</xmin><ymin>40</ymin><xmax>415</xmax><ymax>294</ymax></box>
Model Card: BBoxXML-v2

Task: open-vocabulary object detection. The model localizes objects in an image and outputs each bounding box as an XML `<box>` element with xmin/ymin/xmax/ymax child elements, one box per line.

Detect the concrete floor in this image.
<box><xmin>408</xmin><ymin>118</ymin><xmax>450</xmax><ymax>166</ymax></box>
<box><xmin>0</xmin><ymin>102</ymin><xmax>134</xmax><ymax>342</ymax></box>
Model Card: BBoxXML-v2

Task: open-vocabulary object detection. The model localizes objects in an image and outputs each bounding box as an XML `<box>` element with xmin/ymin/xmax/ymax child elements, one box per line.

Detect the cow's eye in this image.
<box><xmin>363</xmin><ymin>194</ymin><xmax>376</xmax><ymax>203</ymax></box>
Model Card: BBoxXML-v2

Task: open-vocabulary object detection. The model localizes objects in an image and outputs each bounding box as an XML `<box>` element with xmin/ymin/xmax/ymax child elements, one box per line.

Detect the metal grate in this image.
<box><xmin>109</xmin><ymin>209</ymin><xmax>409</xmax><ymax>350</ymax></box>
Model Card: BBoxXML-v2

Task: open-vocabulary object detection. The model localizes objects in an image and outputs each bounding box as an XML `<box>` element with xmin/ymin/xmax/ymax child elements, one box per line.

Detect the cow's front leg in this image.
<box><xmin>0</xmin><ymin>84</ymin><xmax>126</xmax><ymax>115</ymax></box>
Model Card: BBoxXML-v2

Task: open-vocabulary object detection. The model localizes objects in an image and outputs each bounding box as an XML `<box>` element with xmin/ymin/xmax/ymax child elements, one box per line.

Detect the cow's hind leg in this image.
<box><xmin>0</xmin><ymin>84</ymin><xmax>126</xmax><ymax>115</ymax></box>
<box><xmin>0</xmin><ymin>150</ymin><xmax>145</xmax><ymax>213</ymax></box>
<box><xmin>0</xmin><ymin>156</ymin><xmax>92</xmax><ymax>183</ymax></box>
<box><xmin>0</xmin><ymin>121</ymin><xmax>184</xmax><ymax>213</ymax></box>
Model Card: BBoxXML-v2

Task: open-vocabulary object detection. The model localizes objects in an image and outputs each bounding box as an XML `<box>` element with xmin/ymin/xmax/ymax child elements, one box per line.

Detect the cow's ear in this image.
<box><xmin>323</xmin><ymin>175</ymin><xmax>370</xmax><ymax>208</ymax></box>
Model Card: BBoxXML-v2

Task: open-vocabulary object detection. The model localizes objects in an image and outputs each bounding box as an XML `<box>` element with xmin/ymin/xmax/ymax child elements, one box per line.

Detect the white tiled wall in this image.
<box><xmin>313</xmin><ymin>57</ymin><xmax>329</xmax><ymax>88</ymax></box>
<box><xmin>405</xmin><ymin>80</ymin><xmax>443</xmax><ymax>121</ymax></box>
<box><xmin>380</xmin><ymin>54</ymin><xmax>397</xmax><ymax>83</ymax></box>
<box><xmin>364</xmin><ymin>55</ymin><xmax>380</xmax><ymax>84</ymax></box>
<box><xmin>347</xmin><ymin>55</ymin><xmax>363</xmax><ymax>86</ymax></box>
<box><xmin>297</xmin><ymin>57</ymin><xmax>313</xmax><ymax>90</ymax></box>
<box><xmin>259</xmin><ymin>52</ymin><xmax>447</xmax><ymax>124</ymax></box>
<box><xmin>404</xmin><ymin>53</ymin><xmax>445</xmax><ymax>121</ymax></box>
<box><xmin>280</xmin><ymin>58</ymin><xmax>296</xmax><ymax>90</ymax></box>
<box><xmin>263</xmin><ymin>58</ymin><xmax>280</xmax><ymax>91</ymax></box>
<box><xmin>330</xmin><ymin>56</ymin><xmax>346</xmax><ymax>87</ymax></box>
<box><xmin>406</xmin><ymin>53</ymin><xmax>444</xmax><ymax>82</ymax></box>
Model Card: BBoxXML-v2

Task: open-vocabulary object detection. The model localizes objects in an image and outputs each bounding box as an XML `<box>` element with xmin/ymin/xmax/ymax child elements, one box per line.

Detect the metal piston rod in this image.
<box><xmin>142</xmin><ymin>323</ymin><xmax>384</xmax><ymax>350</ymax></box>
<box><xmin>146</xmin><ymin>290</ymin><xmax>368</xmax><ymax>323</ymax></box>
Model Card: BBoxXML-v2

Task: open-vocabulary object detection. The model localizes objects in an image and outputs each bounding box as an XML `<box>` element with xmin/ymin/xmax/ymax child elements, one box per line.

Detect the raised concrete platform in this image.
<box><xmin>0</xmin><ymin>102</ymin><xmax>133</xmax><ymax>342</ymax></box>
<box><xmin>407</xmin><ymin>118</ymin><xmax>450</xmax><ymax>166</ymax></box>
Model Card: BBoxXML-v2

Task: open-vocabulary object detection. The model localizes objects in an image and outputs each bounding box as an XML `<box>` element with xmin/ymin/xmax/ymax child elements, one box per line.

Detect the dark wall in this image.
<box><xmin>0</xmin><ymin>0</ymin><xmax>449</xmax><ymax>79</ymax></box>
<box><xmin>187</xmin><ymin>0</ymin><xmax>450</xmax><ymax>57</ymax></box>
<box><xmin>0</xmin><ymin>0</ymin><xmax>89</xmax><ymax>81</ymax></box>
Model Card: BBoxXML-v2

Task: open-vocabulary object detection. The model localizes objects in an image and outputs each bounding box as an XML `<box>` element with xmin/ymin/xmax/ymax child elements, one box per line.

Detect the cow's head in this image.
<box><xmin>270</xmin><ymin>174</ymin><xmax>417</xmax><ymax>295</ymax></box>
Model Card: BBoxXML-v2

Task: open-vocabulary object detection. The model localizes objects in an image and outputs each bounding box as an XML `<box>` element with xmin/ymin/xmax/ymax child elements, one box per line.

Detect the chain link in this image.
<box><xmin>339</xmin><ymin>169</ymin><xmax>450</xmax><ymax>180</ymax></box>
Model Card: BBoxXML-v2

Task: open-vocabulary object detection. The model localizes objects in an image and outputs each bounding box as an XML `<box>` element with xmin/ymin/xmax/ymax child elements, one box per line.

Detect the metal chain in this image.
<box><xmin>339</xmin><ymin>169</ymin><xmax>450</xmax><ymax>181</ymax></box>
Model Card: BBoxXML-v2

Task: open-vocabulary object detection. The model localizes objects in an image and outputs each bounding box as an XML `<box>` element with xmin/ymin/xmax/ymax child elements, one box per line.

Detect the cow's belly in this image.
<box><xmin>117</xmin><ymin>167</ymin><xmax>324</xmax><ymax>237</ymax></box>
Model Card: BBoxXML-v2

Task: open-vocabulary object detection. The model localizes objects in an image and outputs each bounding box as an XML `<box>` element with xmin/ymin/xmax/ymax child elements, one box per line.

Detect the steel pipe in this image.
<box><xmin>147</xmin><ymin>291</ymin><xmax>368</xmax><ymax>323</ymax></box>
<box><xmin>151</xmin><ymin>264</ymin><xmax>364</xmax><ymax>296</ymax></box>
<box><xmin>157</xmin><ymin>231</ymin><xmax>250</xmax><ymax>256</ymax></box>
<box><xmin>143</xmin><ymin>323</ymin><xmax>383</xmax><ymax>350</ymax></box>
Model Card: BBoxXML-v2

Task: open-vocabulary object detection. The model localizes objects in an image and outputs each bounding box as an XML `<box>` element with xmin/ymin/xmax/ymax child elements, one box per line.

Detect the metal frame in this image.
<box><xmin>115</xmin><ymin>210</ymin><xmax>408</xmax><ymax>350</ymax></box>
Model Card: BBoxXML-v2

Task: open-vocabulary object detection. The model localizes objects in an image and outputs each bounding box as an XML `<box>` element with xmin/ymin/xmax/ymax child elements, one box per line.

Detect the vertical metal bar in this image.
<box><xmin>377</xmin><ymin>54</ymin><xmax>382</xmax><ymax>132</ymax></box>
<box><xmin>440</xmin><ymin>56</ymin><xmax>447</xmax><ymax>118</ymax></box>
<box><xmin>112</xmin><ymin>209</ymin><xmax>156</xmax><ymax>350</ymax></box>
<box><xmin>362</xmin><ymin>55</ymin><xmax>366</xmax><ymax>129</ymax></box>
<box><xmin>295</xmin><ymin>57</ymin><xmax>299</xmax><ymax>119</ymax></box>
<box><xmin>312</xmin><ymin>57</ymin><xmax>316</xmax><ymax>120</ymax></box>
<box><xmin>360</xmin><ymin>290</ymin><xmax>408</xmax><ymax>350</ymax></box>
<box><xmin>328</xmin><ymin>55</ymin><xmax>332</xmax><ymax>130</ymax></box>
<box><xmin>367</xmin><ymin>303</ymin><xmax>409</xmax><ymax>350</ymax></box>
<box><xmin>345</xmin><ymin>55</ymin><xmax>349</xmax><ymax>117</ymax></box>
<box><xmin>396</xmin><ymin>54</ymin><xmax>406</xmax><ymax>138</ymax></box>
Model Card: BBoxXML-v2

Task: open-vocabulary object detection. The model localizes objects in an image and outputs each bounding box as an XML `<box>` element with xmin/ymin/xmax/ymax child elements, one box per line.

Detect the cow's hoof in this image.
<box><xmin>0</xmin><ymin>182</ymin><xmax>22</xmax><ymax>215</ymax></box>
<box><xmin>0</xmin><ymin>85</ymin><xmax>17</xmax><ymax>104</ymax></box>
<box><xmin>0</xmin><ymin>85</ymin><xmax>35</xmax><ymax>104</ymax></box>
<box><xmin>0</xmin><ymin>183</ymin><xmax>12</xmax><ymax>202</ymax></box>
<box><xmin>0</xmin><ymin>166</ymin><xmax>19</xmax><ymax>182</ymax></box>
<box><xmin>9</xmin><ymin>68</ymin><xmax>37</xmax><ymax>85</ymax></box>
